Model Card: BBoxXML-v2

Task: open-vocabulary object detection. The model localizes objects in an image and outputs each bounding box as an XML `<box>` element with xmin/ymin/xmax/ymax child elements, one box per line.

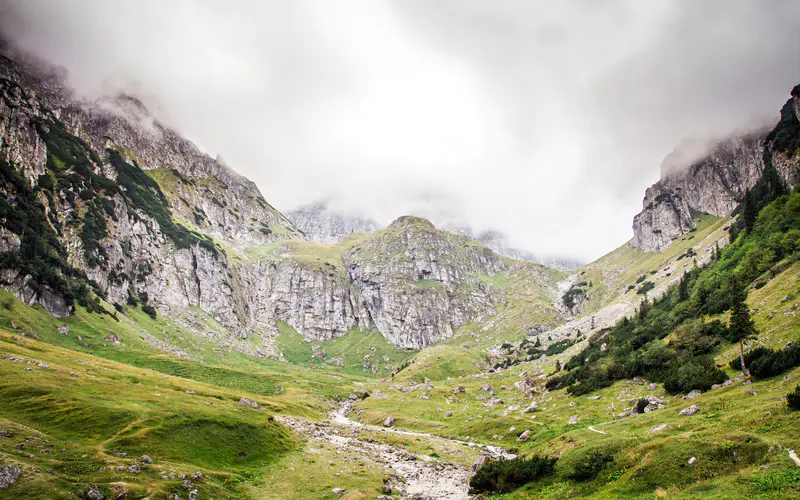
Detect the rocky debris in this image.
<box><xmin>745</xmin><ymin>389</ymin><xmax>758</xmax><ymax>396</ymax></box>
<box><xmin>0</xmin><ymin>464</ymin><xmax>22</xmax><ymax>489</ymax></box>
<box><xmin>479</xmin><ymin>384</ymin><xmax>494</xmax><ymax>393</ymax></box>
<box><xmin>521</xmin><ymin>402</ymin><xmax>538</xmax><ymax>414</ymax></box>
<box><xmin>517</xmin><ymin>430</ymin><xmax>531</xmax><ymax>443</ymax></box>
<box><xmin>650</xmin><ymin>424</ymin><xmax>668</xmax><ymax>432</ymax></box>
<box><xmin>238</xmin><ymin>397</ymin><xmax>261</xmax><ymax>410</ymax></box>
<box><xmin>188</xmin><ymin>490</ymin><xmax>198</xmax><ymax>500</ymax></box>
<box><xmin>688</xmin><ymin>457</ymin><xmax>697</xmax><ymax>465</ymax></box>
<box><xmin>186</xmin><ymin>390</ymin><xmax>196</xmax><ymax>395</ymax></box>
<box><xmin>85</xmin><ymin>488</ymin><xmax>105</xmax><ymax>500</ymax></box>
<box><xmin>127</xmin><ymin>464</ymin><xmax>140</xmax><ymax>474</ymax></box>
<box><xmin>109</xmin><ymin>483</ymin><xmax>129</xmax><ymax>499</ymax></box>
<box><xmin>679</xmin><ymin>405</ymin><xmax>701</xmax><ymax>416</ymax></box>
<box><xmin>332</xmin><ymin>487</ymin><xmax>346</xmax><ymax>495</ymax></box>
<box><xmin>383</xmin><ymin>416</ymin><xmax>395</xmax><ymax>428</ymax></box>
<box><xmin>587</xmin><ymin>395</ymin><xmax>601</xmax><ymax>400</ymax></box>
<box><xmin>139</xmin><ymin>455</ymin><xmax>153</xmax><ymax>464</ymax></box>
<box><xmin>58</xmin><ymin>325</ymin><xmax>69</xmax><ymax>335</ymax></box>
<box><xmin>647</xmin><ymin>383</ymin><xmax>657</xmax><ymax>391</ymax></box>
<box><xmin>0</xmin><ymin>430</ymin><xmax>13</xmax><ymax>437</ymax></box>
<box><xmin>471</xmin><ymin>451</ymin><xmax>494</xmax><ymax>473</ymax></box>
<box><xmin>682</xmin><ymin>390</ymin><xmax>702</xmax><ymax>400</ymax></box>
<box><xmin>444</xmin><ymin>411</ymin><xmax>453</xmax><ymax>417</ymax></box>
<box><xmin>453</xmin><ymin>386</ymin><xmax>466</xmax><ymax>394</ymax></box>
<box><xmin>326</xmin><ymin>358</ymin><xmax>344</xmax><ymax>368</ymax></box>
<box><xmin>482</xmin><ymin>398</ymin><xmax>504</xmax><ymax>407</ymax></box>
<box><xmin>643</xmin><ymin>395</ymin><xmax>665</xmax><ymax>413</ymax></box>
<box><xmin>568</xmin><ymin>415</ymin><xmax>579</xmax><ymax>425</ymax></box>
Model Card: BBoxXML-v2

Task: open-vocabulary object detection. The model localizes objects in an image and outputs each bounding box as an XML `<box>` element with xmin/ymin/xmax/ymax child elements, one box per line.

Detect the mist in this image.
<box><xmin>1</xmin><ymin>0</ymin><xmax>798</xmax><ymax>261</ymax></box>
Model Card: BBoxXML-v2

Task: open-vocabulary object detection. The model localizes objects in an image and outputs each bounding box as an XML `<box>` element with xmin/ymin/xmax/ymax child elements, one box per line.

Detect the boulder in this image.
<box><xmin>383</xmin><ymin>416</ymin><xmax>395</xmax><ymax>427</ymax></box>
<box><xmin>650</xmin><ymin>424</ymin><xmax>667</xmax><ymax>432</ymax></box>
<box><xmin>0</xmin><ymin>465</ymin><xmax>22</xmax><ymax>489</ymax></box>
<box><xmin>238</xmin><ymin>397</ymin><xmax>261</xmax><ymax>410</ymax></box>
<box><xmin>85</xmin><ymin>489</ymin><xmax>105</xmax><ymax>500</ymax></box>
<box><xmin>682</xmin><ymin>390</ymin><xmax>702</xmax><ymax>400</ymax></box>
<box><xmin>517</xmin><ymin>430</ymin><xmax>531</xmax><ymax>443</ymax></box>
<box><xmin>332</xmin><ymin>488</ymin><xmax>346</xmax><ymax>495</ymax></box>
<box><xmin>679</xmin><ymin>405</ymin><xmax>700</xmax><ymax>416</ymax></box>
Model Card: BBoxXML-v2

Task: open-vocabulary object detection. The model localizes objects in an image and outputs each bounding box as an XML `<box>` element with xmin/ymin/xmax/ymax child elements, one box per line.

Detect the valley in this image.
<box><xmin>0</xmin><ymin>39</ymin><xmax>799</xmax><ymax>500</ymax></box>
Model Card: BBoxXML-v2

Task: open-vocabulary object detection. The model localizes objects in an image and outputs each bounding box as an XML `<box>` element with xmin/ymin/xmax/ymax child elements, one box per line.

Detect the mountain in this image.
<box><xmin>2</xmin><ymin>43</ymin><xmax>800</xmax><ymax>500</ymax></box>
<box><xmin>287</xmin><ymin>201</ymin><xmax>582</xmax><ymax>270</ymax></box>
<box><xmin>0</xmin><ymin>48</ymin><xmax>558</xmax><ymax>351</ymax></box>
<box><xmin>632</xmin><ymin>88</ymin><xmax>800</xmax><ymax>251</ymax></box>
<box><xmin>285</xmin><ymin>201</ymin><xmax>381</xmax><ymax>243</ymax></box>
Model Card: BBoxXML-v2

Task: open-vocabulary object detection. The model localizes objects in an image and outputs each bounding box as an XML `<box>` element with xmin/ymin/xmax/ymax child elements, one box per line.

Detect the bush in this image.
<box><xmin>469</xmin><ymin>456</ymin><xmax>557</xmax><ymax>494</ymax></box>
<box><xmin>730</xmin><ymin>346</ymin><xmax>800</xmax><ymax>379</ymax></box>
<box><xmin>569</xmin><ymin>449</ymin><xmax>615</xmax><ymax>481</ymax></box>
<box><xmin>788</xmin><ymin>385</ymin><xmax>800</xmax><ymax>411</ymax></box>
<box><xmin>637</xmin><ymin>281</ymin><xmax>655</xmax><ymax>295</ymax></box>
<box><xmin>141</xmin><ymin>304</ymin><xmax>157</xmax><ymax>320</ymax></box>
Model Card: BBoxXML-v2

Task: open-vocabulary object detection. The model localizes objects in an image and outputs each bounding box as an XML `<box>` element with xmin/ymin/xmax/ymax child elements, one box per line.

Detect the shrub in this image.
<box><xmin>730</xmin><ymin>346</ymin><xmax>800</xmax><ymax>379</ymax></box>
<box><xmin>141</xmin><ymin>304</ymin><xmax>157</xmax><ymax>320</ymax></box>
<box><xmin>469</xmin><ymin>456</ymin><xmax>557</xmax><ymax>494</ymax></box>
<box><xmin>637</xmin><ymin>281</ymin><xmax>655</xmax><ymax>295</ymax></box>
<box><xmin>788</xmin><ymin>385</ymin><xmax>800</xmax><ymax>411</ymax></box>
<box><xmin>569</xmin><ymin>450</ymin><xmax>615</xmax><ymax>481</ymax></box>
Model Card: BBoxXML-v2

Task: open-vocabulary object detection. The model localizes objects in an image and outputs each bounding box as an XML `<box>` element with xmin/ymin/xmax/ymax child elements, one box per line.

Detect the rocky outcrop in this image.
<box><xmin>0</xmin><ymin>48</ymin><xmax>545</xmax><ymax>349</ymax></box>
<box><xmin>633</xmin><ymin>85</ymin><xmax>800</xmax><ymax>252</ymax></box>
<box><xmin>286</xmin><ymin>201</ymin><xmax>380</xmax><ymax>244</ymax></box>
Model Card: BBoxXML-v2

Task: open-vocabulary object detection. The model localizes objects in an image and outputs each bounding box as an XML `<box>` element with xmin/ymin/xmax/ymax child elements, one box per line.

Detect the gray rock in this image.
<box><xmin>238</xmin><ymin>397</ymin><xmax>261</xmax><ymax>410</ymax></box>
<box><xmin>0</xmin><ymin>464</ymin><xmax>22</xmax><ymax>489</ymax></box>
<box><xmin>85</xmin><ymin>489</ymin><xmax>105</xmax><ymax>500</ymax></box>
<box><xmin>679</xmin><ymin>405</ymin><xmax>701</xmax><ymax>416</ymax></box>
<box><xmin>383</xmin><ymin>416</ymin><xmax>395</xmax><ymax>427</ymax></box>
<box><xmin>517</xmin><ymin>430</ymin><xmax>531</xmax><ymax>443</ymax></box>
<box><xmin>650</xmin><ymin>423</ymin><xmax>668</xmax><ymax>432</ymax></box>
<box><xmin>332</xmin><ymin>487</ymin><xmax>346</xmax><ymax>495</ymax></box>
<box><xmin>683</xmin><ymin>390</ymin><xmax>702</xmax><ymax>400</ymax></box>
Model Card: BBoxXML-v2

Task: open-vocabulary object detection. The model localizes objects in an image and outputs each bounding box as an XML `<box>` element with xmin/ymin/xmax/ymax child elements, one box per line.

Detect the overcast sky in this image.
<box><xmin>1</xmin><ymin>0</ymin><xmax>798</xmax><ymax>262</ymax></box>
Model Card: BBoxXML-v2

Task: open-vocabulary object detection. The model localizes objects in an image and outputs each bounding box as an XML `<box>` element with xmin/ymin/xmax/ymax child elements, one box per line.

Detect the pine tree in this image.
<box><xmin>729</xmin><ymin>281</ymin><xmax>756</xmax><ymax>377</ymax></box>
<box><xmin>555</xmin><ymin>359</ymin><xmax>561</xmax><ymax>372</ymax></box>
<box><xmin>742</xmin><ymin>189</ymin><xmax>758</xmax><ymax>234</ymax></box>
<box><xmin>534</xmin><ymin>337</ymin><xmax>541</xmax><ymax>348</ymax></box>
<box><xmin>677</xmin><ymin>272</ymin><xmax>689</xmax><ymax>302</ymax></box>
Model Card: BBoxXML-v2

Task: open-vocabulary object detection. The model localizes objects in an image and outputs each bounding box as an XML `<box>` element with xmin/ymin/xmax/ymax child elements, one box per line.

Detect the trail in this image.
<box><xmin>277</xmin><ymin>400</ymin><xmax>515</xmax><ymax>500</ymax></box>
<box><xmin>587</xmin><ymin>425</ymin><xmax>608</xmax><ymax>435</ymax></box>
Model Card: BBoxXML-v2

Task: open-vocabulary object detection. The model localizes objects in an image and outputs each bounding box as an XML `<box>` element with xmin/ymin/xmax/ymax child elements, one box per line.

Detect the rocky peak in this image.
<box><xmin>632</xmin><ymin>85</ymin><xmax>800</xmax><ymax>252</ymax></box>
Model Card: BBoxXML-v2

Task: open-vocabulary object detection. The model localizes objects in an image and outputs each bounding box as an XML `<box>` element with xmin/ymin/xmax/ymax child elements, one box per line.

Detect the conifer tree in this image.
<box><xmin>728</xmin><ymin>280</ymin><xmax>756</xmax><ymax>377</ymax></box>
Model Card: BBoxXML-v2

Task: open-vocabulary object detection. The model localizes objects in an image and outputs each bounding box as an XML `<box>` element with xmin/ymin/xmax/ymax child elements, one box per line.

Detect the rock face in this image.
<box><xmin>287</xmin><ymin>200</ymin><xmax>582</xmax><ymax>270</ymax></box>
<box><xmin>0</xmin><ymin>48</ymin><xmax>541</xmax><ymax>350</ymax></box>
<box><xmin>633</xmin><ymin>87</ymin><xmax>800</xmax><ymax>252</ymax></box>
<box><xmin>286</xmin><ymin>201</ymin><xmax>380</xmax><ymax>244</ymax></box>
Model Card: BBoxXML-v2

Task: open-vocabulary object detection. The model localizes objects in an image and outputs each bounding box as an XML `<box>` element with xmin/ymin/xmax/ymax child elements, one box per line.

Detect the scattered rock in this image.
<box><xmin>186</xmin><ymin>390</ymin><xmax>196</xmax><ymax>395</ymax></box>
<box><xmin>58</xmin><ymin>325</ymin><xmax>70</xmax><ymax>335</ymax></box>
<box><xmin>383</xmin><ymin>416</ymin><xmax>395</xmax><ymax>428</ymax></box>
<box><xmin>745</xmin><ymin>389</ymin><xmax>758</xmax><ymax>396</ymax></box>
<box><xmin>0</xmin><ymin>464</ymin><xmax>22</xmax><ymax>489</ymax></box>
<box><xmin>471</xmin><ymin>451</ymin><xmax>493</xmax><ymax>472</ymax></box>
<box><xmin>682</xmin><ymin>390</ymin><xmax>702</xmax><ymax>400</ymax></box>
<box><xmin>139</xmin><ymin>455</ymin><xmax>153</xmax><ymax>464</ymax></box>
<box><xmin>85</xmin><ymin>488</ymin><xmax>105</xmax><ymax>500</ymax></box>
<box><xmin>188</xmin><ymin>490</ymin><xmax>198</xmax><ymax>500</ymax></box>
<box><xmin>454</xmin><ymin>386</ymin><xmax>466</xmax><ymax>394</ymax></box>
<box><xmin>517</xmin><ymin>430</ymin><xmax>531</xmax><ymax>443</ymax></box>
<box><xmin>650</xmin><ymin>424</ymin><xmax>667</xmax><ymax>432</ymax></box>
<box><xmin>37</xmin><ymin>362</ymin><xmax>48</xmax><ymax>369</ymax></box>
<box><xmin>444</xmin><ymin>411</ymin><xmax>452</xmax><ymax>417</ymax></box>
<box><xmin>679</xmin><ymin>405</ymin><xmax>700</xmax><ymax>416</ymax></box>
<box><xmin>332</xmin><ymin>487</ymin><xmax>346</xmax><ymax>495</ymax></box>
<box><xmin>238</xmin><ymin>397</ymin><xmax>261</xmax><ymax>410</ymax></box>
<box><xmin>109</xmin><ymin>482</ymin><xmax>129</xmax><ymax>499</ymax></box>
<box><xmin>521</xmin><ymin>402</ymin><xmax>538</xmax><ymax>414</ymax></box>
<box><xmin>688</xmin><ymin>457</ymin><xmax>697</xmax><ymax>465</ymax></box>
<box><xmin>568</xmin><ymin>415</ymin><xmax>579</xmax><ymax>425</ymax></box>
<box><xmin>0</xmin><ymin>430</ymin><xmax>12</xmax><ymax>438</ymax></box>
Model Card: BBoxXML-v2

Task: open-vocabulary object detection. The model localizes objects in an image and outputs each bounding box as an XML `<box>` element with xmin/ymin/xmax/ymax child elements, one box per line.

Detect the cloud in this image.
<box><xmin>1</xmin><ymin>0</ymin><xmax>798</xmax><ymax>261</ymax></box>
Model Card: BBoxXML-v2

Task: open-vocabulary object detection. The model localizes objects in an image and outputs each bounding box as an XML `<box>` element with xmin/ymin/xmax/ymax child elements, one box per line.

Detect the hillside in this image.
<box><xmin>0</xmin><ymin>44</ymin><xmax>800</xmax><ymax>500</ymax></box>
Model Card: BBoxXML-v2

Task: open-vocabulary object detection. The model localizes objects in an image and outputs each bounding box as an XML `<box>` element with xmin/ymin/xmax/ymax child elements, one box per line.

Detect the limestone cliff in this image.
<box><xmin>632</xmin><ymin>85</ymin><xmax>800</xmax><ymax>252</ymax></box>
<box><xmin>0</xmin><ymin>48</ymin><xmax>552</xmax><ymax>350</ymax></box>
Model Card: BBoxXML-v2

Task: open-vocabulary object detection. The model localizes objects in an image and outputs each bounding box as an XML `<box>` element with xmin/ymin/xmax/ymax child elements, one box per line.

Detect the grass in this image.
<box><xmin>276</xmin><ymin>321</ymin><xmax>414</xmax><ymax>377</ymax></box>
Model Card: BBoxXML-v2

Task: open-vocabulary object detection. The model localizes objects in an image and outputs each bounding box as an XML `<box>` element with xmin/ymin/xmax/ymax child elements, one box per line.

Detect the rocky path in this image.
<box><xmin>277</xmin><ymin>401</ymin><xmax>515</xmax><ymax>499</ymax></box>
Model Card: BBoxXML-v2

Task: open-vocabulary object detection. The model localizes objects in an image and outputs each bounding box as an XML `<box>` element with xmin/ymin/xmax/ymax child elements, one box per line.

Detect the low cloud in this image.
<box><xmin>1</xmin><ymin>0</ymin><xmax>797</xmax><ymax>261</ymax></box>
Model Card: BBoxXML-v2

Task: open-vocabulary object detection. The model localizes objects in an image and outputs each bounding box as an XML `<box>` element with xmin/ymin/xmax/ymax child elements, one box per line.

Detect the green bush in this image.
<box><xmin>788</xmin><ymin>385</ymin><xmax>800</xmax><ymax>411</ymax></box>
<box><xmin>469</xmin><ymin>456</ymin><xmax>557</xmax><ymax>494</ymax></box>
<box><xmin>569</xmin><ymin>449</ymin><xmax>615</xmax><ymax>481</ymax></box>
<box><xmin>730</xmin><ymin>346</ymin><xmax>800</xmax><ymax>379</ymax></box>
<box><xmin>141</xmin><ymin>304</ymin><xmax>157</xmax><ymax>320</ymax></box>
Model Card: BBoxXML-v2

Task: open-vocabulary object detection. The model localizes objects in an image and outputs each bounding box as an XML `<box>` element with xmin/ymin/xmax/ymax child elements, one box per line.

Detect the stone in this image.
<box><xmin>0</xmin><ymin>465</ymin><xmax>22</xmax><ymax>489</ymax></box>
<box><xmin>383</xmin><ymin>416</ymin><xmax>395</xmax><ymax>427</ymax></box>
<box><xmin>454</xmin><ymin>386</ymin><xmax>466</xmax><ymax>394</ymax></box>
<box><xmin>139</xmin><ymin>455</ymin><xmax>153</xmax><ymax>464</ymax></box>
<box><xmin>745</xmin><ymin>389</ymin><xmax>758</xmax><ymax>396</ymax></box>
<box><xmin>58</xmin><ymin>325</ymin><xmax>69</xmax><ymax>335</ymax></box>
<box><xmin>471</xmin><ymin>452</ymin><xmax>493</xmax><ymax>472</ymax></box>
<box><xmin>444</xmin><ymin>411</ymin><xmax>452</xmax><ymax>417</ymax></box>
<box><xmin>332</xmin><ymin>488</ymin><xmax>346</xmax><ymax>495</ymax></box>
<box><xmin>568</xmin><ymin>415</ymin><xmax>579</xmax><ymax>425</ymax></box>
<box><xmin>521</xmin><ymin>402</ymin><xmax>538</xmax><ymax>414</ymax></box>
<box><xmin>679</xmin><ymin>405</ymin><xmax>700</xmax><ymax>416</ymax></box>
<box><xmin>517</xmin><ymin>430</ymin><xmax>531</xmax><ymax>443</ymax></box>
<box><xmin>682</xmin><ymin>390</ymin><xmax>702</xmax><ymax>400</ymax></box>
<box><xmin>238</xmin><ymin>397</ymin><xmax>261</xmax><ymax>410</ymax></box>
<box><xmin>85</xmin><ymin>489</ymin><xmax>105</xmax><ymax>500</ymax></box>
<box><xmin>688</xmin><ymin>457</ymin><xmax>697</xmax><ymax>465</ymax></box>
<box><xmin>650</xmin><ymin>424</ymin><xmax>668</xmax><ymax>432</ymax></box>
<box><xmin>188</xmin><ymin>490</ymin><xmax>198</xmax><ymax>500</ymax></box>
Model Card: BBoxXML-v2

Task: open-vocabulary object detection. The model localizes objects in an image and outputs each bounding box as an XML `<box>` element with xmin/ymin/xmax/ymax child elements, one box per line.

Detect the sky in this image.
<box><xmin>1</xmin><ymin>0</ymin><xmax>798</xmax><ymax>262</ymax></box>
